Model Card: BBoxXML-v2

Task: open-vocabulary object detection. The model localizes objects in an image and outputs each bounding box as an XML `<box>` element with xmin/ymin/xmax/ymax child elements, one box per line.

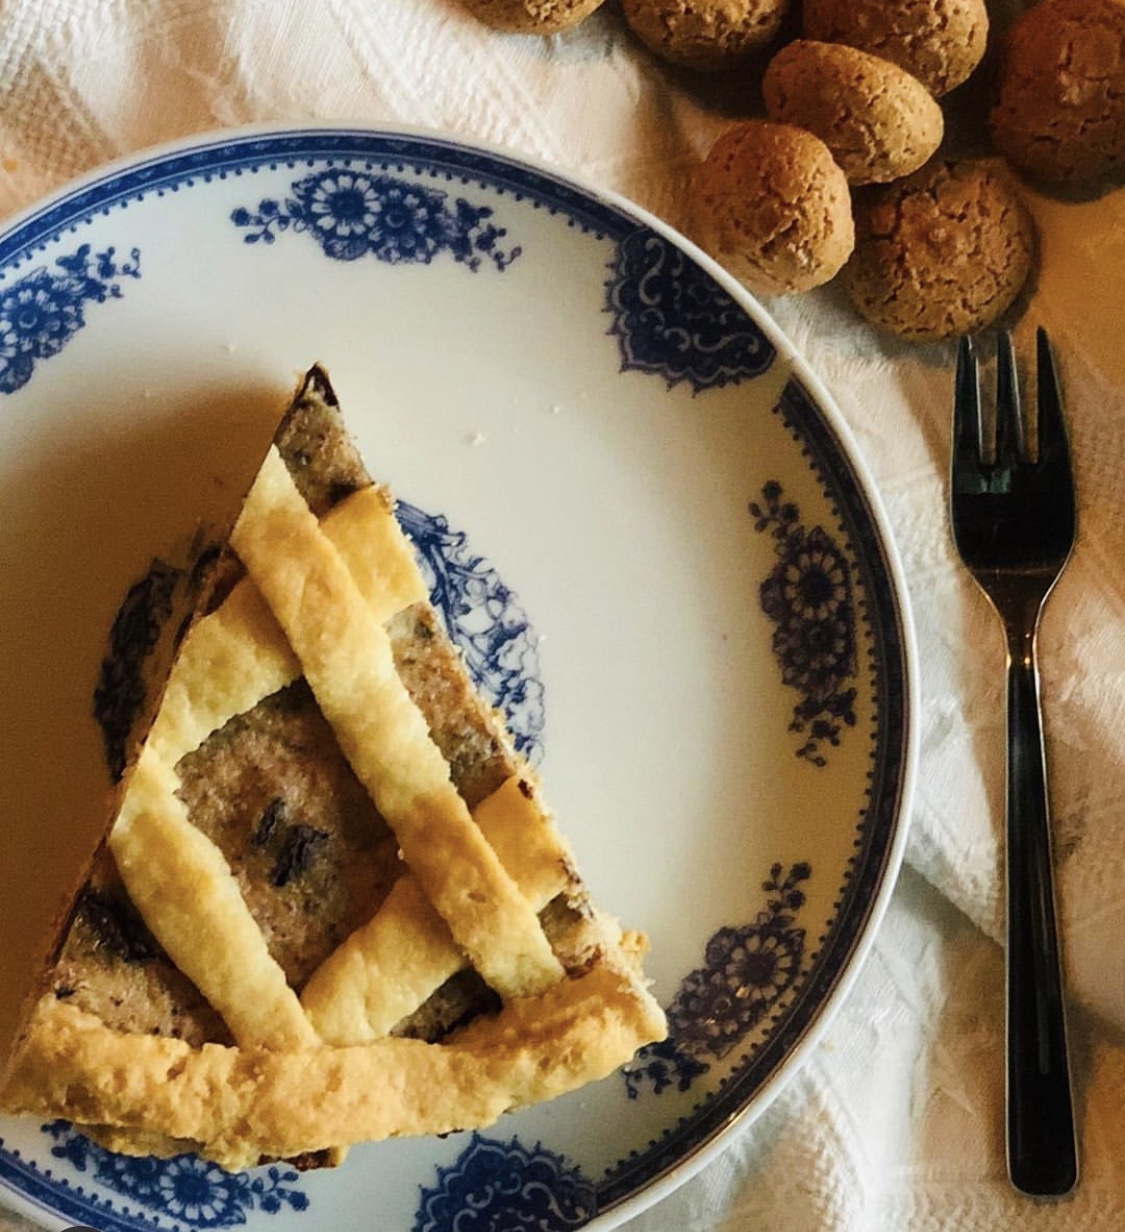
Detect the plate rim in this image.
<box><xmin>0</xmin><ymin>119</ymin><xmax>920</xmax><ymax>1232</ymax></box>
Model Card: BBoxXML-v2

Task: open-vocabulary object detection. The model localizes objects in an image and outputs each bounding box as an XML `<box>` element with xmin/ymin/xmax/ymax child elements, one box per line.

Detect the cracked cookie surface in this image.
<box><xmin>845</xmin><ymin>159</ymin><xmax>1036</xmax><ymax>341</ymax></box>
<box><xmin>460</xmin><ymin>0</ymin><xmax>606</xmax><ymax>33</ymax></box>
<box><xmin>990</xmin><ymin>0</ymin><xmax>1125</xmax><ymax>186</ymax></box>
<box><xmin>802</xmin><ymin>0</ymin><xmax>987</xmax><ymax>97</ymax></box>
<box><xmin>763</xmin><ymin>40</ymin><xmax>943</xmax><ymax>184</ymax></box>
<box><xmin>694</xmin><ymin>120</ymin><xmax>854</xmax><ymax>296</ymax></box>
<box><xmin>621</xmin><ymin>0</ymin><xmax>789</xmax><ymax>71</ymax></box>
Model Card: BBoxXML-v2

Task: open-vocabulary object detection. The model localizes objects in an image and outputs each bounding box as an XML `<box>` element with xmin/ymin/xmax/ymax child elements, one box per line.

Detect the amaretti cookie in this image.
<box><xmin>0</xmin><ymin>367</ymin><xmax>666</xmax><ymax>1171</ymax></box>
<box><xmin>694</xmin><ymin>120</ymin><xmax>854</xmax><ymax>296</ymax></box>
<box><xmin>621</xmin><ymin>0</ymin><xmax>790</xmax><ymax>71</ymax></box>
<box><xmin>460</xmin><ymin>0</ymin><xmax>606</xmax><ymax>34</ymax></box>
<box><xmin>763</xmin><ymin>40</ymin><xmax>943</xmax><ymax>183</ymax></box>
<box><xmin>990</xmin><ymin>0</ymin><xmax>1125</xmax><ymax>186</ymax></box>
<box><xmin>802</xmin><ymin>0</ymin><xmax>988</xmax><ymax>97</ymax></box>
<box><xmin>845</xmin><ymin>160</ymin><xmax>1036</xmax><ymax>341</ymax></box>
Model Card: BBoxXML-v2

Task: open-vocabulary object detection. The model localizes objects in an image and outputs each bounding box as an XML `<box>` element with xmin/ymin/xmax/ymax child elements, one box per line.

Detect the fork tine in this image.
<box><xmin>1036</xmin><ymin>327</ymin><xmax>1070</xmax><ymax>464</ymax></box>
<box><xmin>954</xmin><ymin>335</ymin><xmax>983</xmax><ymax>465</ymax></box>
<box><xmin>995</xmin><ymin>331</ymin><xmax>1026</xmax><ymax>464</ymax></box>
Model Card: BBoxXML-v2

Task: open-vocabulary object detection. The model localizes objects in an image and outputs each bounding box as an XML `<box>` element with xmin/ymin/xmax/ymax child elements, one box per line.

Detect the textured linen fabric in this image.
<box><xmin>3</xmin><ymin>1</ymin><xmax>1125</xmax><ymax>1227</ymax></box>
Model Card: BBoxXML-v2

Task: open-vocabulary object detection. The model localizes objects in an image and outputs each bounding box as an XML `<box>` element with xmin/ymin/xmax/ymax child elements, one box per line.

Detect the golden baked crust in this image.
<box><xmin>0</xmin><ymin>366</ymin><xmax>666</xmax><ymax>1167</ymax></box>
<box><xmin>149</xmin><ymin>485</ymin><xmax>426</xmax><ymax>768</ymax></box>
<box><xmin>301</xmin><ymin>774</ymin><xmax>581</xmax><ymax>1044</ymax></box>
<box><xmin>109</xmin><ymin>745</ymin><xmax>320</xmax><ymax>1051</ymax></box>
<box><xmin>5</xmin><ymin>958</ymin><xmax>664</xmax><ymax>1173</ymax></box>
<box><xmin>231</xmin><ymin>447</ymin><xmax>565</xmax><ymax>1002</ymax></box>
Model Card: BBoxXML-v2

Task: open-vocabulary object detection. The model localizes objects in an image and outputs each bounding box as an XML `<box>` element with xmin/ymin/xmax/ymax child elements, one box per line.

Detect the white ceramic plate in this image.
<box><xmin>0</xmin><ymin>125</ymin><xmax>915</xmax><ymax>1232</ymax></box>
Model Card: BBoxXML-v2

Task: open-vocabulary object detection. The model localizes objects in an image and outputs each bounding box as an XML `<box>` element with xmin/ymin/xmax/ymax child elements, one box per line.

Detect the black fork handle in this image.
<box><xmin>1005</xmin><ymin>618</ymin><xmax>1078</xmax><ymax>1196</ymax></box>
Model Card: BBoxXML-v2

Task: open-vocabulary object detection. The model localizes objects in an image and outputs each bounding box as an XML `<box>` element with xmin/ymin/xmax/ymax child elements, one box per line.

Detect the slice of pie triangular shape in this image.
<box><xmin>0</xmin><ymin>368</ymin><xmax>665</xmax><ymax>1171</ymax></box>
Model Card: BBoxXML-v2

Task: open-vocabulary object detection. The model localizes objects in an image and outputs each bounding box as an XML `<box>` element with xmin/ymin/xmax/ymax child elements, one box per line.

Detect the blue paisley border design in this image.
<box><xmin>751</xmin><ymin>483</ymin><xmax>858</xmax><ymax>765</ymax></box>
<box><xmin>0</xmin><ymin>130</ymin><xmax>777</xmax><ymax>401</ymax></box>
<box><xmin>414</xmin><ymin>1133</ymin><xmax>595</xmax><ymax>1232</ymax></box>
<box><xmin>624</xmin><ymin>863</ymin><xmax>813</xmax><ymax>1101</ymax></box>
<box><xmin>604</xmin><ymin>228</ymin><xmax>774</xmax><ymax>392</ymax></box>
<box><xmin>0</xmin><ymin>1137</ymin><xmax>183</xmax><ymax>1232</ymax></box>
<box><xmin>41</xmin><ymin>1122</ymin><xmax>307</xmax><ymax>1229</ymax></box>
<box><xmin>0</xmin><ymin>1123</ymin><xmax>303</xmax><ymax>1231</ymax></box>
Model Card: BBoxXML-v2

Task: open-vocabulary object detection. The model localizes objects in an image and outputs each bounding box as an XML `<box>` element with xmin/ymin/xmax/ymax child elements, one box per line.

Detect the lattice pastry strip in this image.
<box><xmin>231</xmin><ymin>447</ymin><xmax>564</xmax><ymax>1001</ymax></box>
<box><xmin>108</xmin><ymin>746</ymin><xmax>317</xmax><ymax>1051</ymax></box>
<box><xmin>105</xmin><ymin>482</ymin><xmax>432</xmax><ymax>1052</ymax></box>
<box><xmin>302</xmin><ymin>774</ymin><xmax>579</xmax><ymax>1044</ymax></box>
<box><xmin>149</xmin><ymin>484</ymin><xmax>427</xmax><ymax>767</ymax></box>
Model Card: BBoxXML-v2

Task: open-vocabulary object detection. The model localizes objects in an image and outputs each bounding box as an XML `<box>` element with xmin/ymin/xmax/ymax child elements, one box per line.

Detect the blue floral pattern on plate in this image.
<box><xmin>12</xmin><ymin>1122</ymin><xmax>309</xmax><ymax>1231</ymax></box>
<box><xmin>414</xmin><ymin>1134</ymin><xmax>595</xmax><ymax>1232</ymax></box>
<box><xmin>0</xmin><ymin>244</ymin><xmax>140</xmax><ymax>395</ymax></box>
<box><xmin>397</xmin><ymin>500</ymin><xmax>545</xmax><ymax>762</ymax></box>
<box><xmin>231</xmin><ymin>168</ymin><xmax>521</xmax><ymax>270</ymax></box>
<box><xmin>751</xmin><ymin>481</ymin><xmax>858</xmax><ymax>765</ymax></box>
<box><xmin>604</xmin><ymin>228</ymin><xmax>775</xmax><ymax>392</ymax></box>
<box><xmin>624</xmin><ymin>863</ymin><xmax>812</xmax><ymax>1099</ymax></box>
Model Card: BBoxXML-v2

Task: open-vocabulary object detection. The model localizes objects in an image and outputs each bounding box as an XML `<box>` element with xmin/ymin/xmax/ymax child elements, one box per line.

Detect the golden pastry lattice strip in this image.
<box><xmin>108</xmin><ymin>746</ymin><xmax>318</xmax><ymax>1051</ymax></box>
<box><xmin>149</xmin><ymin>485</ymin><xmax>427</xmax><ymax>766</ymax></box>
<box><xmin>105</xmin><ymin>484</ymin><xmax>428</xmax><ymax>1051</ymax></box>
<box><xmin>301</xmin><ymin>774</ymin><xmax>576</xmax><ymax>1044</ymax></box>
<box><xmin>231</xmin><ymin>448</ymin><xmax>563</xmax><ymax>1000</ymax></box>
<box><xmin>4</xmin><ymin>958</ymin><xmax>666</xmax><ymax>1171</ymax></box>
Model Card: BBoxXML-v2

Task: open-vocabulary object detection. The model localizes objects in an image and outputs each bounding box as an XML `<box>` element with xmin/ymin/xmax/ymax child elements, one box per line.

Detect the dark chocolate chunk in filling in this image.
<box><xmin>271</xmin><ymin>824</ymin><xmax>331</xmax><ymax>888</ymax></box>
<box><xmin>76</xmin><ymin>888</ymin><xmax>160</xmax><ymax>965</ymax></box>
<box><xmin>93</xmin><ymin>559</ymin><xmax>183</xmax><ymax>780</ymax></box>
<box><xmin>252</xmin><ymin>797</ymin><xmax>288</xmax><ymax>848</ymax></box>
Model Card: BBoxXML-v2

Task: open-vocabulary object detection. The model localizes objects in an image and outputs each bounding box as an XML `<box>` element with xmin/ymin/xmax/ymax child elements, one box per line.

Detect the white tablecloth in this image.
<box><xmin>3</xmin><ymin>1</ymin><xmax>1125</xmax><ymax>1227</ymax></box>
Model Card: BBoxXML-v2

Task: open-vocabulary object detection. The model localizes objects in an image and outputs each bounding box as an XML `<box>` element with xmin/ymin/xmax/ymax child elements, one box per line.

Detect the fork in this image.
<box><xmin>950</xmin><ymin>328</ymin><xmax>1079</xmax><ymax>1197</ymax></box>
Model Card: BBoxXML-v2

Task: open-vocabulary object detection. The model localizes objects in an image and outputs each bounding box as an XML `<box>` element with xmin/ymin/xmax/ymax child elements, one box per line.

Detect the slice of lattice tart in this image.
<box><xmin>0</xmin><ymin>366</ymin><xmax>665</xmax><ymax>1171</ymax></box>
